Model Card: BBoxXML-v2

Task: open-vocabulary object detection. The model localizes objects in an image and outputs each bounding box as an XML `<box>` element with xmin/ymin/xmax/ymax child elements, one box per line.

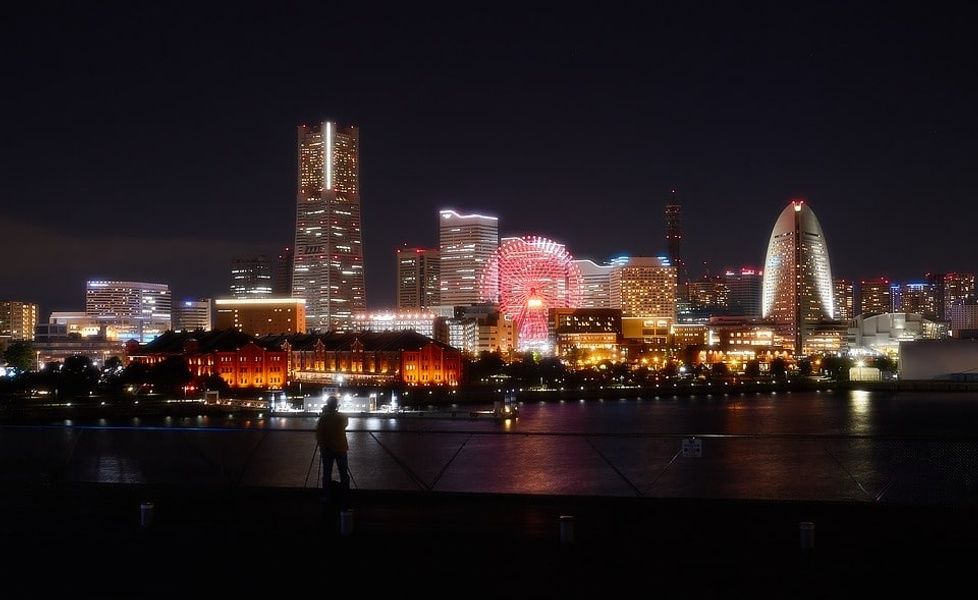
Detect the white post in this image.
<box><xmin>799</xmin><ymin>521</ymin><xmax>815</xmax><ymax>549</ymax></box>
<box><xmin>559</xmin><ymin>515</ymin><xmax>575</xmax><ymax>544</ymax></box>
<box><xmin>140</xmin><ymin>502</ymin><xmax>155</xmax><ymax>528</ymax></box>
<box><xmin>340</xmin><ymin>509</ymin><xmax>355</xmax><ymax>536</ymax></box>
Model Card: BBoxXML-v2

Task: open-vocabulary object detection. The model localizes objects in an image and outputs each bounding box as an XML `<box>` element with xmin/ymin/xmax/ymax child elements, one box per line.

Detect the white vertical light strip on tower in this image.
<box><xmin>325</xmin><ymin>121</ymin><xmax>333</xmax><ymax>191</ymax></box>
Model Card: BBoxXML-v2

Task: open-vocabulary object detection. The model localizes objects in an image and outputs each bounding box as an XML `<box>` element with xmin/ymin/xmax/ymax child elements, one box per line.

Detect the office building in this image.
<box><xmin>725</xmin><ymin>268</ymin><xmax>763</xmax><ymax>317</ymax></box>
<box><xmin>761</xmin><ymin>201</ymin><xmax>835</xmax><ymax>353</ymax></box>
<box><xmin>574</xmin><ymin>259</ymin><xmax>614</xmax><ymax>308</ymax></box>
<box><xmin>858</xmin><ymin>278</ymin><xmax>892</xmax><ymax>315</ymax></box>
<box><xmin>665</xmin><ymin>190</ymin><xmax>687</xmax><ymax>286</ymax></box>
<box><xmin>891</xmin><ymin>282</ymin><xmax>939</xmax><ymax>318</ymax></box>
<box><xmin>215</xmin><ymin>298</ymin><xmax>306</xmax><ymax>336</ymax></box>
<box><xmin>396</xmin><ymin>247</ymin><xmax>440</xmax><ymax>309</ymax></box>
<box><xmin>833</xmin><ymin>279</ymin><xmax>854</xmax><ymax>321</ymax></box>
<box><xmin>927</xmin><ymin>272</ymin><xmax>976</xmax><ymax>320</ymax></box>
<box><xmin>610</xmin><ymin>256</ymin><xmax>677</xmax><ymax>324</ymax></box>
<box><xmin>230</xmin><ymin>255</ymin><xmax>273</xmax><ymax>298</ymax></box>
<box><xmin>273</xmin><ymin>246</ymin><xmax>294</xmax><ymax>297</ymax></box>
<box><xmin>687</xmin><ymin>275</ymin><xmax>729</xmax><ymax>316</ymax></box>
<box><xmin>173</xmin><ymin>299</ymin><xmax>212</xmax><ymax>332</ymax></box>
<box><xmin>351</xmin><ymin>311</ymin><xmax>443</xmax><ymax>340</ymax></box>
<box><xmin>948</xmin><ymin>303</ymin><xmax>978</xmax><ymax>337</ymax></box>
<box><xmin>85</xmin><ymin>280</ymin><xmax>171</xmax><ymax>342</ymax></box>
<box><xmin>548</xmin><ymin>307</ymin><xmax>622</xmax><ymax>362</ymax></box>
<box><xmin>293</xmin><ymin>121</ymin><xmax>365</xmax><ymax>331</ymax></box>
<box><xmin>439</xmin><ymin>209</ymin><xmax>498</xmax><ymax>306</ymax></box>
<box><xmin>0</xmin><ymin>301</ymin><xmax>39</xmax><ymax>341</ymax></box>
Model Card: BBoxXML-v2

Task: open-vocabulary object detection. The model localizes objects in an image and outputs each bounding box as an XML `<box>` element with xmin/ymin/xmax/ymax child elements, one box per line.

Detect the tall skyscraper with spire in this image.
<box><xmin>292</xmin><ymin>122</ymin><xmax>365</xmax><ymax>331</ymax></box>
<box><xmin>762</xmin><ymin>200</ymin><xmax>835</xmax><ymax>353</ymax></box>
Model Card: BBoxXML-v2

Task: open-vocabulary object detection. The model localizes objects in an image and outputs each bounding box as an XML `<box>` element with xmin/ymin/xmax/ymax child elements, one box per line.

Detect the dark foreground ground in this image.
<box><xmin>2</xmin><ymin>483</ymin><xmax>977</xmax><ymax>598</ymax></box>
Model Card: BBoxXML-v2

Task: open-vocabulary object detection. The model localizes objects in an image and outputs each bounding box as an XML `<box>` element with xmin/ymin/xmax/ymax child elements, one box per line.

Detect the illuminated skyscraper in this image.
<box><xmin>293</xmin><ymin>122</ymin><xmax>365</xmax><ymax>331</ymax></box>
<box><xmin>891</xmin><ymin>282</ymin><xmax>939</xmax><ymax>318</ymax></box>
<box><xmin>0</xmin><ymin>301</ymin><xmax>39</xmax><ymax>341</ymax></box>
<box><xmin>85</xmin><ymin>280</ymin><xmax>171</xmax><ymax>342</ymax></box>
<box><xmin>574</xmin><ymin>259</ymin><xmax>614</xmax><ymax>308</ymax></box>
<box><xmin>927</xmin><ymin>272</ymin><xmax>976</xmax><ymax>320</ymax></box>
<box><xmin>439</xmin><ymin>210</ymin><xmax>498</xmax><ymax>306</ymax></box>
<box><xmin>230</xmin><ymin>255</ymin><xmax>273</xmax><ymax>298</ymax></box>
<box><xmin>762</xmin><ymin>201</ymin><xmax>834</xmax><ymax>353</ymax></box>
<box><xmin>396</xmin><ymin>247</ymin><xmax>440</xmax><ymax>309</ymax></box>
<box><xmin>833</xmin><ymin>279</ymin><xmax>854</xmax><ymax>321</ymax></box>
<box><xmin>610</xmin><ymin>257</ymin><xmax>677</xmax><ymax>320</ymax></box>
<box><xmin>725</xmin><ymin>267</ymin><xmax>763</xmax><ymax>317</ymax></box>
<box><xmin>858</xmin><ymin>278</ymin><xmax>892</xmax><ymax>315</ymax></box>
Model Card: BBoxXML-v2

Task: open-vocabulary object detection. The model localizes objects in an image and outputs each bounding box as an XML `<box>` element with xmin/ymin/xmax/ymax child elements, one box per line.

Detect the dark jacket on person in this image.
<box><xmin>316</xmin><ymin>409</ymin><xmax>349</xmax><ymax>453</ymax></box>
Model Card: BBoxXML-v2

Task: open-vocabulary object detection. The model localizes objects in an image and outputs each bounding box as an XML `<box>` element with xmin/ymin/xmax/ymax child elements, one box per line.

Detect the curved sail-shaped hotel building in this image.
<box><xmin>762</xmin><ymin>201</ymin><xmax>834</xmax><ymax>353</ymax></box>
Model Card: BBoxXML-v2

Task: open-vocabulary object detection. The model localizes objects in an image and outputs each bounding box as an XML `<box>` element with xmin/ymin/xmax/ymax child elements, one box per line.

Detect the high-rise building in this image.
<box><xmin>215</xmin><ymin>298</ymin><xmax>306</xmax><ymax>336</ymax></box>
<box><xmin>85</xmin><ymin>280</ymin><xmax>172</xmax><ymax>342</ymax></box>
<box><xmin>665</xmin><ymin>190</ymin><xmax>686</xmax><ymax>286</ymax></box>
<box><xmin>858</xmin><ymin>278</ymin><xmax>892</xmax><ymax>316</ymax></box>
<box><xmin>396</xmin><ymin>247</ymin><xmax>440</xmax><ymax>309</ymax></box>
<box><xmin>761</xmin><ymin>201</ymin><xmax>834</xmax><ymax>353</ymax></box>
<box><xmin>725</xmin><ymin>268</ymin><xmax>763</xmax><ymax>317</ymax></box>
<box><xmin>574</xmin><ymin>259</ymin><xmax>614</xmax><ymax>308</ymax></box>
<box><xmin>891</xmin><ymin>282</ymin><xmax>939</xmax><ymax>318</ymax></box>
<box><xmin>927</xmin><ymin>272</ymin><xmax>976</xmax><ymax>321</ymax></box>
<box><xmin>293</xmin><ymin>121</ymin><xmax>365</xmax><ymax>331</ymax></box>
<box><xmin>0</xmin><ymin>301</ymin><xmax>39</xmax><ymax>341</ymax></box>
<box><xmin>438</xmin><ymin>209</ymin><xmax>498</xmax><ymax>306</ymax></box>
<box><xmin>687</xmin><ymin>276</ymin><xmax>729</xmax><ymax>315</ymax></box>
<box><xmin>173</xmin><ymin>299</ymin><xmax>212</xmax><ymax>332</ymax></box>
<box><xmin>273</xmin><ymin>247</ymin><xmax>294</xmax><ymax>297</ymax></box>
<box><xmin>230</xmin><ymin>255</ymin><xmax>273</xmax><ymax>298</ymax></box>
<box><xmin>610</xmin><ymin>257</ymin><xmax>677</xmax><ymax>325</ymax></box>
<box><xmin>833</xmin><ymin>279</ymin><xmax>854</xmax><ymax>321</ymax></box>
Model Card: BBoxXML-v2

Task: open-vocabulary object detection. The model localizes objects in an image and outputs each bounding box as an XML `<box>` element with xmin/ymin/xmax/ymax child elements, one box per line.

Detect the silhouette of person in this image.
<box><xmin>316</xmin><ymin>396</ymin><xmax>350</xmax><ymax>505</ymax></box>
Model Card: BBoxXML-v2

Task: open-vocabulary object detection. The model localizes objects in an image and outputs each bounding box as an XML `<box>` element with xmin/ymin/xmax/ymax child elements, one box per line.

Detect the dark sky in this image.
<box><xmin>2</xmin><ymin>3</ymin><xmax>976</xmax><ymax>316</ymax></box>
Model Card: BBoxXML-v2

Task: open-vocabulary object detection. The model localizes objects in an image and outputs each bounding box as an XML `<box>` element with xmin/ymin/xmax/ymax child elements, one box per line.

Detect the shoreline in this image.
<box><xmin>2</xmin><ymin>379</ymin><xmax>978</xmax><ymax>422</ymax></box>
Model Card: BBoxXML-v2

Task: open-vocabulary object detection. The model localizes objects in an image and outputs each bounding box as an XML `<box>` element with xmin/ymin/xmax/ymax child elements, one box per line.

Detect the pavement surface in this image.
<box><xmin>2</xmin><ymin>483</ymin><xmax>977</xmax><ymax>597</ymax></box>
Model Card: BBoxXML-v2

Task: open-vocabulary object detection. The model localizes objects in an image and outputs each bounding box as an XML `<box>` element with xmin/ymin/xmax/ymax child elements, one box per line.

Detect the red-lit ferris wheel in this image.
<box><xmin>480</xmin><ymin>236</ymin><xmax>583</xmax><ymax>351</ymax></box>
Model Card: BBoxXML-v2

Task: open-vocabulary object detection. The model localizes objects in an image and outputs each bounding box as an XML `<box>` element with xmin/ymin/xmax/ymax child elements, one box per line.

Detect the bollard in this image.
<box><xmin>559</xmin><ymin>515</ymin><xmax>575</xmax><ymax>544</ymax></box>
<box><xmin>799</xmin><ymin>521</ymin><xmax>815</xmax><ymax>550</ymax></box>
<box><xmin>340</xmin><ymin>509</ymin><xmax>355</xmax><ymax>536</ymax></box>
<box><xmin>140</xmin><ymin>502</ymin><xmax>155</xmax><ymax>528</ymax></box>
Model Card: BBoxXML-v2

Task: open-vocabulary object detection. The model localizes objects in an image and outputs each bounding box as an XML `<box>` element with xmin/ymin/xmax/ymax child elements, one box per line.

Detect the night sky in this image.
<box><xmin>2</xmin><ymin>4</ymin><xmax>976</xmax><ymax>316</ymax></box>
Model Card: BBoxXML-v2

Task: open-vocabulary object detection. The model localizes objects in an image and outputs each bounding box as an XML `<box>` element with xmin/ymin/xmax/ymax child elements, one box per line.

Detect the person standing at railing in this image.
<box><xmin>316</xmin><ymin>396</ymin><xmax>350</xmax><ymax>506</ymax></box>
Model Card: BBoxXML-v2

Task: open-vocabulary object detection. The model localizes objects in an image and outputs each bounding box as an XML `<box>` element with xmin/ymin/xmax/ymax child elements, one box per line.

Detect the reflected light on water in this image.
<box><xmin>850</xmin><ymin>390</ymin><xmax>872</xmax><ymax>433</ymax></box>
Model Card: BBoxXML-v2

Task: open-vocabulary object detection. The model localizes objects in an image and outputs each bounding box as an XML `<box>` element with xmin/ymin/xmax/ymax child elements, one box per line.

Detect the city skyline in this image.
<box><xmin>3</xmin><ymin>6</ymin><xmax>978</xmax><ymax>316</ymax></box>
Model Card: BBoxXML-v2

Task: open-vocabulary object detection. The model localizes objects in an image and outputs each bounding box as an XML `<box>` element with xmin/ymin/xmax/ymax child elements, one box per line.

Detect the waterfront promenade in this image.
<box><xmin>2</xmin><ymin>481</ymin><xmax>975</xmax><ymax>596</ymax></box>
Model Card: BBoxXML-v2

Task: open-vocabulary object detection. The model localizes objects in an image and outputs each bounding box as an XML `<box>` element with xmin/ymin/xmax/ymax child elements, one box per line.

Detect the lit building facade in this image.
<box><xmin>439</xmin><ymin>210</ymin><xmax>498</xmax><ymax>306</ymax></box>
<box><xmin>687</xmin><ymin>276</ymin><xmax>729</xmax><ymax>317</ymax></box>
<box><xmin>847</xmin><ymin>313</ymin><xmax>945</xmax><ymax>357</ymax></box>
<box><xmin>351</xmin><ymin>311</ymin><xmax>443</xmax><ymax>340</ymax></box>
<box><xmin>173</xmin><ymin>299</ymin><xmax>212</xmax><ymax>332</ymax></box>
<box><xmin>214</xmin><ymin>298</ymin><xmax>306</xmax><ymax>336</ymax></box>
<box><xmin>574</xmin><ymin>259</ymin><xmax>613</xmax><ymax>308</ymax></box>
<box><xmin>928</xmin><ymin>272</ymin><xmax>976</xmax><ymax>321</ymax></box>
<box><xmin>948</xmin><ymin>303</ymin><xmax>978</xmax><ymax>337</ymax></box>
<box><xmin>85</xmin><ymin>280</ymin><xmax>171</xmax><ymax>342</ymax></box>
<box><xmin>128</xmin><ymin>330</ymin><xmax>289</xmax><ymax>389</ymax></box>
<box><xmin>858</xmin><ymin>278</ymin><xmax>892</xmax><ymax>315</ymax></box>
<box><xmin>396</xmin><ymin>247</ymin><xmax>440</xmax><ymax>309</ymax></box>
<box><xmin>724</xmin><ymin>268</ymin><xmax>763</xmax><ymax>317</ymax></box>
<box><xmin>0</xmin><ymin>301</ymin><xmax>39</xmax><ymax>341</ymax></box>
<box><xmin>261</xmin><ymin>331</ymin><xmax>462</xmax><ymax>386</ymax></box>
<box><xmin>445</xmin><ymin>304</ymin><xmax>515</xmax><ymax>355</ymax></box>
<box><xmin>611</xmin><ymin>257</ymin><xmax>677</xmax><ymax>325</ymax></box>
<box><xmin>833</xmin><ymin>279</ymin><xmax>854</xmax><ymax>321</ymax></box>
<box><xmin>891</xmin><ymin>282</ymin><xmax>939</xmax><ymax>318</ymax></box>
<box><xmin>548</xmin><ymin>308</ymin><xmax>622</xmax><ymax>362</ymax></box>
<box><xmin>762</xmin><ymin>201</ymin><xmax>834</xmax><ymax>353</ymax></box>
<box><xmin>230</xmin><ymin>255</ymin><xmax>273</xmax><ymax>298</ymax></box>
<box><xmin>293</xmin><ymin>122</ymin><xmax>365</xmax><ymax>331</ymax></box>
